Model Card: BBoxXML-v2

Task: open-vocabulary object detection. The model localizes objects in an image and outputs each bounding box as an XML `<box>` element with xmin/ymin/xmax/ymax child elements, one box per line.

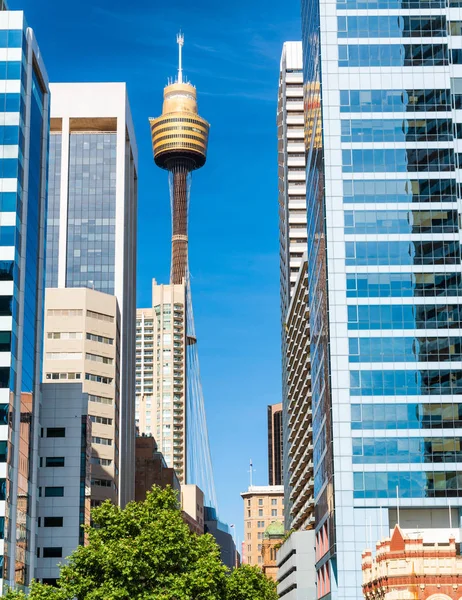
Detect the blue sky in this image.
<box><xmin>16</xmin><ymin>0</ymin><xmax>301</xmax><ymax>542</ymax></box>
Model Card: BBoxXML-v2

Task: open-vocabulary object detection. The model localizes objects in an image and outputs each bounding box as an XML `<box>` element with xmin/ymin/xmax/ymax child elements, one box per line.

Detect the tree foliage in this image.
<box><xmin>226</xmin><ymin>564</ymin><xmax>278</xmax><ymax>600</ymax></box>
<box><xmin>2</xmin><ymin>486</ymin><xmax>277</xmax><ymax>600</ymax></box>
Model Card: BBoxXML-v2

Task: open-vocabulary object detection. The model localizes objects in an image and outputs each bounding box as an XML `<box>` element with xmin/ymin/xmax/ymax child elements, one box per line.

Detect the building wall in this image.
<box><xmin>0</xmin><ymin>10</ymin><xmax>50</xmax><ymax>592</ymax></box>
<box><xmin>136</xmin><ymin>280</ymin><xmax>186</xmax><ymax>483</ymax></box>
<box><xmin>362</xmin><ymin>526</ymin><xmax>462</xmax><ymax>600</ymax></box>
<box><xmin>268</xmin><ymin>403</ymin><xmax>283</xmax><ymax>487</ymax></box>
<box><xmin>46</xmin><ymin>83</ymin><xmax>138</xmax><ymax>506</ymax></box>
<box><xmin>43</xmin><ymin>288</ymin><xmax>119</xmax><ymax>506</ymax></box>
<box><xmin>36</xmin><ymin>384</ymin><xmax>91</xmax><ymax>585</ymax></box>
<box><xmin>277</xmin><ymin>531</ymin><xmax>316</xmax><ymax>600</ymax></box>
<box><xmin>241</xmin><ymin>486</ymin><xmax>284</xmax><ymax>566</ymax></box>
<box><xmin>277</xmin><ymin>41</ymin><xmax>308</xmax><ymax>529</ymax></box>
<box><xmin>285</xmin><ymin>257</ymin><xmax>314</xmax><ymax>531</ymax></box>
<box><xmin>301</xmin><ymin>0</ymin><xmax>462</xmax><ymax>596</ymax></box>
<box><xmin>134</xmin><ymin>435</ymin><xmax>180</xmax><ymax>503</ymax></box>
<box><xmin>181</xmin><ymin>484</ymin><xmax>204</xmax><ymax>534</ymax></box>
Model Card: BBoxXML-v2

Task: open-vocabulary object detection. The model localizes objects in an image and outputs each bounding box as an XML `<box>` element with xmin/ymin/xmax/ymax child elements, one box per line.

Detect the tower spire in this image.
<box><xmin>177</xmin><ymin>31</ymin><xmax>184</xmax><ymax>84</ymax></box>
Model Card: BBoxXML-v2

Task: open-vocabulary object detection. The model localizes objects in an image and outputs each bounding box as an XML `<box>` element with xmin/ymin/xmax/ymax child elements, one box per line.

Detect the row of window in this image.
<box><xmin>345</xmin><ymin>241</ymin><xmax>460</xmax><ymax>266</ymax></box>
<box><xmin>340</xmin><ymin>89</ymin><xmax>454</xmax><ymax>113</ymax></box>
<box><xmin>352</xmin><ymin>436</ymin><xmax>462</xmax><ymax>463</ymax></box>
<box><xmin>90</xmin><ymin>415</ymin><xmax>112</xmax><ymax>426</ymax></box>
<box><xmin>351</xmin><ymin>402</ymin><xmax>462</xmax><ymax>428</ymax></box>
<box><xmin>337</xmin><ymin>16</ymin><xmax>447</xmax><ymax>38</ymax></box>
<box><xmin>348</xmin><ymin>303</ymin><xmax>462</xmax><ymax>329</ymax></box>
<box><xmin>347</xmin><ymin>272</ymin><xmax>462</xmax><ymax>298</ymax></box>
<box><xmin>86</xmin><ymin>352</ymin><xmax>113</xmax><ymax>365</ymax></box>
<box><xmin>344</xmin><ymin>210</ymin><xmax>458</xmax><ymax>235</ymax></box>
<box><xmin>350</xmin><ymin>369</ymin><xmax>462</xmax><ymax>395</ymax></box>
<box><xmin>338</xmin><ymin>44</ymin><xmax>454</xmax><ymax>67</ymax></box>
<box><xmin>86</xmin><ymin>332</ymin><xmax>113</xmax><ymax>345</ymax></box>
<box><xmin>47</xmin><ymin>332</ymin><xmax>82</xmax><ymax>340</ymax></box>
<box><xmin>349</xmin><ymin>336</ymin><xmax>462</xmax><ymax>362</ymax></box>
<box><xmin>341</xmin><ymin>118</ymin><xmax>456</xmax><ymax>143</ymax></box>
<box><xmin>88</xmin><ymin>393</ymin><xmax>113</xmax><ymax>405</ymax></box>
<box><xmin>338</xmin><ymin>0</ymin><xmax>457</xmax><ymax>10</ymax></box>
<box><xmin>354</xmin><ymin>470</ymin><xmax>462</xmax><ymax>498</ymax></box>
<box><xmin>342</xmin><ymin>148</ymin><xmax>455</xmax><ymax>173</ymax></box>
<box><xmin>47</xmin><ymin>309</ymin><xmax>114</xmax><ymax>322</ymax></box>
<box><xmin>46</xmin><ymin>352</ymin><xmax>82</xmax><ymax>360</ymax></box>
<box><xmin>343</xmin><ymin>179</ymin><xmax>457</xmax><ymax>204</ymax></box>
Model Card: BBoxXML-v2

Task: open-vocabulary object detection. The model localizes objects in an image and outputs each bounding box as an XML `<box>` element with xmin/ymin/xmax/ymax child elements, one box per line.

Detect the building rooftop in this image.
<box><xmin>264</xmin><ymin>521</ymin><xmax>284</xmax><ymax>539</ymax></box>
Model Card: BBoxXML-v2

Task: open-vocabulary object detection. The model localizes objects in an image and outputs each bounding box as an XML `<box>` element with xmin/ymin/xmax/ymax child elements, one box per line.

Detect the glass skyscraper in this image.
<box><xmin>45</xmin><ymin>83</ymin><xmax>138</xmax><ymax>507</ymax></box>
<box><xmin>0</xmin><ymin>7</ymin><xmax>49</xmax><ymax>594</ymax></box>
<box><xmin>301</xmin><ymin>0</ymin><xmax>462</xmax><ymax>598</ymax></box>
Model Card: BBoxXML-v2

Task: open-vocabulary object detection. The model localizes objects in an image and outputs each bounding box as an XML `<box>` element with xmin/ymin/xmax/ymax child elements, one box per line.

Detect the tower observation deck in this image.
<box><xmin>149</xmin><ymin>32</ymin><xmax>210</xmax><ymax>285</ymax></box>
<box><xmin>148</xmin><ymin>34</ymin><xmax>217</xmax><ymax>509</ymax></box>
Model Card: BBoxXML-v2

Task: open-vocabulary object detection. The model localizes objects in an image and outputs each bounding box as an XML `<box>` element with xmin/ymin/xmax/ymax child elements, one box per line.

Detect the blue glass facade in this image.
<box><xmin>65</xmin><ymin>133</ymin><xmax>117</xmax><ymax>294</ymax></box>
<box><xmin>301</xmin><ymin>0</ymin><xmax>462</xmax><ymax>593</ymax></box>
<box><xmin>0</xmin><ymin>13</ymin><xmax>49</xmax><ymax>593</ymax></box>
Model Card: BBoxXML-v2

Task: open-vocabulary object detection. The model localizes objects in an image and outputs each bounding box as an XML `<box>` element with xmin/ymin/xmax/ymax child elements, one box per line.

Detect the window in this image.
<box><xmin>271</xmin><ymin>499</ymin><xmax>277</xmax><ymax>506</ymax></box>
<box><xmin>86</xmin><ymin>353</ymin><xmax>113</xmax><ymax>365</ymax></box>
<box><xmin>46</xmin><ymin>352</ymin><xmax>82</xmax><ymax>360</ymax></box>
<box><xmin>90</xmin><ymin>415</ymin><xmax>112</xmax><ymax>426</ymax></box>
<box><xmin>45</xmin><ymin>457</ymin><xmax>65</xmax><ymax>468</ymax></box>
<box><xmin>247</xmin><ymin>510</ymin><xmax>251</xmax><ymax>517</ymax></box>
<box><xmin>44</xmin><ymin>487</ymin><xmax>64</xmax><ymax>497</ymax></box>
<box><xmin>85</xmin><ymin>373</ymin><xmax>113</xmax><ymax>385</ymax></box>
<box><xmin>88</xmin><ymin>394</ymin><xmax>113</xmax><ymax>405</ymax></box>
<box><xmin>258</xmin><ymin>499</ymin><xmax>263</xmax><ymax>506</ymax></box>
<box><xmin>86</xmin><ymin>333</ymin><xmax>113</xmax><ymax>345</ymax></box>
<box><xmin>47</xmin><ymin>332</ymin><xmax>82</xmax><ymax>340</ymax></box>
<box><xmin>92</xmin><ymin>436</ymin><xmax>112</xmax><ymax>446</ymax></box>
<box><xmin>338</xmin><ymin>44</ymin><xmax>449</xmax><ymax>67</ymax></box>
<box><xmin>43</xmin><ymin>547</ymin><xmax>63</xmax><ymax>558</ymax></box>
<box><xmin>91</xmin><ymin>479</ymin><xmax>112</xmax><ymax>488</ymax></box>
<box><xmin>44</xmin><ymin>517</ymin><xmax>63</xmax><ymax>528</ymax></box>
<box><xmin>45</xmin><ymin>372</ymin><xmax>81</xmax><ymax>381</ymax></box>
<box><xmin>47</xmin><ymin>309</ymin><xmax>82</xmax><ymax>317</ymax></box>
<box><xmin>91</xmin><ymin>457</ymin><xmax>112</xmax><ymax>466</ymax></box>
<box><xmin>271</xmin><ymin>509</ymin><xmax>277</xmax><ymax>517</ymax></box>
<box><xmin>258</xmin><ymin>509</ymin><xmax>263</xmax><ymax>516</ymax></box>
<box><xmin>86</xmin><ymin>310</ymin><xmax>114</xmax><ymax>323</ymax></box>
<box><xmin>258</xmin><ymin>544</ymin><xmax>262</xmax><ymax>552</ymax></box>
<box><xmin>46</xmin><ymin>428</ymin><xmax>65</xmax><ymax>438</ymax></box>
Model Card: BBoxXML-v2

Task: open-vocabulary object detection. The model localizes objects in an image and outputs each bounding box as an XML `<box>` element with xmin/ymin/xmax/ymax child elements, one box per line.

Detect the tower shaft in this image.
<box><xmin>169</xmin><ymin>161</ymin><xmax>191</xmax><ymax>284</ymax></box>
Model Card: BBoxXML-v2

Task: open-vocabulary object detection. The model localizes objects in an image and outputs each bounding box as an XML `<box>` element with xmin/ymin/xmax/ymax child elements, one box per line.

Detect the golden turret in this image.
<box><xmin>149</xmin><ymin>34</ymin><xmax>209</xmax><ymax>171</ymax></box>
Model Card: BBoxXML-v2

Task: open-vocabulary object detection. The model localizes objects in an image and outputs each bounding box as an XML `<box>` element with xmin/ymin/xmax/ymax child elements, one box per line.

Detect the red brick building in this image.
<box><xmin>362</xmin><ymin>525</ymin><xmax>462</xmax><ymax>600</ymax></box>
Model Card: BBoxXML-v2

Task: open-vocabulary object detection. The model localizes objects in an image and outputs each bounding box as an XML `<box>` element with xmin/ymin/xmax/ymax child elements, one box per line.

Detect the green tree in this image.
<box><xmin>3</xmin><ymin>486</ymin><xmax>228</xmax><ymax>600</ymax></box>
<box><xmin>225</xmin><ymin>564</ymin><xmax>278</xmax><ymax>600</ymax></box>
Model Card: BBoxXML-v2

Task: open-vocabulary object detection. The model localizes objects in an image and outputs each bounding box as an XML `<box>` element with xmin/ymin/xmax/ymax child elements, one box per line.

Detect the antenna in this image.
<box><xmin>177</xmin><ymin>31</ymin><xmax>184</xmax><ymax>84</ymax></box>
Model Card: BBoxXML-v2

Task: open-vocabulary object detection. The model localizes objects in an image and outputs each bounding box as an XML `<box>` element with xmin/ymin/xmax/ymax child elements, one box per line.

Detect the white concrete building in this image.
<box><xmin>45</xmin><ymin>83</ymin><xmax>138</xmax><ymax>506</ymax></box>
<box><xmin>136</xmin><ymin>280</ymin><xmax>186</xmax><ymax>483</ymax></box>
<box><xmin>277</xmin><ymin>42</ymin><xmax>307</xmax><ymax>319</ymax></box>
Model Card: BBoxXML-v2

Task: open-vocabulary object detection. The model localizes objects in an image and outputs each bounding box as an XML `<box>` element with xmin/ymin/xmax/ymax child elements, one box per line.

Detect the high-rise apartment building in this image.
<box><xmin>136</xmin><ymin>281</ymin><xmax>186</xmax><ymax>483</ymax></box>
<box><xmin>277</xmin><ymin>41</ymin><xmax>308</xmax><ymax>529</ymax></box>
<box><xmin>45</xmin><ymin>83</ymin><xmax>138</xmax><ymax>506</ymax></box>
<box><xmin>277</xmin><ymin>42</ymin><xmax>307</xmax><ymax>316</ymax></box>
<box><xmin>284</xmin><ymin>256</ymin><xmax>314</xmax><ymax>533</ymax></box>
<box><xmin>0</xmin><ymin>7</ymin><xmax>49</xmax><ymax>593</ymax></box>
<box><xmin>301</xmin><ymin>0</ymin><xmax>462</xmax><ymax>597</ymax></box>
<box><xmin>267</xmin><ymin>403</ymin><xmax>283</xmax><ymax>486</ymax></box>
<box><xmin>241</xmin><ymin>485</ymin><xmax>284</xmax><ymax>567</ymax></box>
